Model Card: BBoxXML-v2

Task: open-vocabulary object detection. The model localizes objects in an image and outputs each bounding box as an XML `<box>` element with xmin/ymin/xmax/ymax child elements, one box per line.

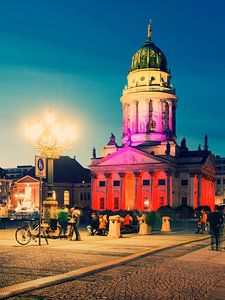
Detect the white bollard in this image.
<box><xmin>161</xmin><ymin>216</ymin><xmax>171</xmax><ymax>232</ymax></box>
<box><xmin>108</xmin><ymin>215</ymin><xmax>121</xmax><ymax>238</ymax></box>
<box><xmin>139</xmin><ymin>213</ymin><xmax>151</xmax><ymax>235</ymax></box>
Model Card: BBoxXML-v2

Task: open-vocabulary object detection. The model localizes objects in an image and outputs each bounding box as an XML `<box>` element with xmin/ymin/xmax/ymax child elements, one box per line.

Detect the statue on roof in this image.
<box><xmin>92</xmin><ymin>147</ymin><xmax>96</xmax><ymax>158</ymax></box>
<box><xmin>198</xmin><ymin>144</ymin><xmax>201</xmax><ymax>151</ymax></box>
<box><xmin>107</xmin><ymin>133</ymin><xmax>117</xmax><ymax>146</ymax></box>
<box><xmin>181</xmin><ymin>137</ymin><xmax>188</xmax><ymax>151</ymax></box>
<box><xmin>165</xmin><ymin>142</ymin><xmax>171</xmax><ymax>156</ymax></box>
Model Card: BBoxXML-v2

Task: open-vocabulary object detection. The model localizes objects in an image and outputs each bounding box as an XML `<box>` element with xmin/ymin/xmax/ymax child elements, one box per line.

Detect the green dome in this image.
<box><xmin>130</xmin><ymin>39</ymin><xmax>168</xmax><ymax>72</ymax></box>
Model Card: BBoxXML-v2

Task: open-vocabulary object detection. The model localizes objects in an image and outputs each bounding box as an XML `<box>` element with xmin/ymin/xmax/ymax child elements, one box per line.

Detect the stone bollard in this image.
<box><xmin>108</xmin><ymin>215</ymin><xmax>121</xmax><ymax>238</ymax></box>
<box><xmin>161</xmin><ymin>216</ymin><xmax>171</xmax><ymax>232</ymax></box>
<box><xmin>139</xmin><ymin>213</ymin><xmax>151</xmax><ymax>235</ymax></box>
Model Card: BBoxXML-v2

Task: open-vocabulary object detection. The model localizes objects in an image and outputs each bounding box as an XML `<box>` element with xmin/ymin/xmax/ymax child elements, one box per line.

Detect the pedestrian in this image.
<box><xmin>58</xmin><ymin>205</ymin><xmax>69</xmax><ymax>238</ymax></box>
<box><xmin>208</xmin><ymin>207</ymin><xmax>224</xmax><ymax>251</ymax></box>
<box><xmin>123</xmin><ymin>213</ymin><xmax>133</xmax><ymax>232</ymax></box>
<box><xmin>87</xmin><ymin>213</ymin><xmax>99</xmax><ymax>235</ymax></box>
<box><xmin>98</xmin><ymin>215</ymin><xmax>108</xmax><ymax>235</ymax></box>
<box><xmin>69</xmin><ymin>207</ymin><xmax>81</xmax><ymax>241</ymax></box>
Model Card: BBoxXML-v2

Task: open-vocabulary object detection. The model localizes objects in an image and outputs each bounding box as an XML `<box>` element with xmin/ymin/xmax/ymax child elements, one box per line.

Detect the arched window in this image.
<box><xmin>64</xmin><ymin>190</ymin><xmax>70</xmax><ymax>206</ymax></box>
<box><xmin>53</xmin><ymin>190</ymin><xmax>56</xmax><ymax>200</ymax></box>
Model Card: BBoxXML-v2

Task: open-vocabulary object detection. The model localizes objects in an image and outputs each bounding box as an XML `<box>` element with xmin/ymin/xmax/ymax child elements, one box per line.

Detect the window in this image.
<box><xmin>114</xmin><ymin>197</ymin><xmax>119</xmax><ymax>210</ymax></box>
<box><xmin>159</xmin><ymin>196</ymin><xmax>165</xmax><ymax>205</ymax></box>
<box><xmin>99</xmin><ymin>181</ymin><xmax>106</xmax><ymax>187</ymax></box>
<box><xmin>87</xmin><ymin>192</ymin><xmax>90</xmax><ymax>200</ymax></box>
<box><xmin>143</xmin><ymin>179</ymin><xmax>150</xmax><ymax>186</ymax></box>
<box><xmin>113</xmin><ymin>180</ymin><xmax>120</xmax><ymax>187</ymax></box>
<box><xmin>217</xmin><ymin>166</ymin><xmax>222</xmax><ymax>170</ymax></box>
<box><xmin>181</xmin><ymin>179</ymin><xmax>188</xmax><ymax>186</ymax></box>
<box><xmin>143</xmin><ymin>198</ymin><xmax>149</xmax><ymax>209</ymax></box>
<box><xmin>217</xmin><ymin>179</ymin><xmax>221</xmax><ymax>184</ymax></box>
<box><xmin>100</xmin><ymin>197</ymin><xmax>105</xmax><ymax>210</ymax></box>
<box><xmin>223</xmin><ymin>179</ymin><xmax>225</xmax><ymax>184</ymax></box>
<box><xmin>84</xmin><ymin>192</ymin><xmax>87</xmax><ymax>200</ymax></box>
<box><xmin>158</xmin><ymin>179</ymin><xmax>166</xmax><ymax>185</ymax></box>
<box><xmin>181</xmin><ymin>197</ymin><xmax>187</xmax><ymax>206</ymax></box>
<box><xmin>64</xmin><ymin>191</ymin><xmax>70</xmax><ymax>205</ymax></box>
<box><xmin>80</xmin><ymin>192</ymin><xmax>83</xmax><ymax>201</ymax></box>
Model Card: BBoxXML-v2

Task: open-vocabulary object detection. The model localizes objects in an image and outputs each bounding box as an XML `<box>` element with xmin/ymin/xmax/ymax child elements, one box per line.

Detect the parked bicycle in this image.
<box><xmin>15</xmin><ymin>220</ymin><xmax>61</xmax><ymax>245</ymax></box>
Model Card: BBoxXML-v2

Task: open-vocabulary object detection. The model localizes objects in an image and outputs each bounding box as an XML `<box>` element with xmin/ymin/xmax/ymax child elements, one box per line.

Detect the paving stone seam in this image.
<box><xmin>0</xmin><ymin>236</ymin><xmax>210</xmax><ymax>300</ymax></box>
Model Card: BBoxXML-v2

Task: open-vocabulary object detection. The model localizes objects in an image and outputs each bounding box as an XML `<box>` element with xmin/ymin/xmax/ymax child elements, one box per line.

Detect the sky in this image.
<box><xmin>0</xmin><ymin>0</ymin><xmax>225</xmax><ymax>168</ymax></box>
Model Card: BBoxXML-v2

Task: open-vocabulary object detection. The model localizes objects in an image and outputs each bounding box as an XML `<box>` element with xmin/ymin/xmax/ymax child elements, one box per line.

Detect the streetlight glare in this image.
<box><xmin>25</xmin><ymin>111</ymin><xmax>76</xmax><ymax>158</ymax></box>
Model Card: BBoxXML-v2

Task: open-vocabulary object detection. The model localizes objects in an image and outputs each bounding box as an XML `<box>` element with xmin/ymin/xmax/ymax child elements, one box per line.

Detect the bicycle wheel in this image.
<box><xmin>48</xmin><ymin>225</ymin><xmax>61</xmax><ymax>239</ymax></box>
<box><xmin>15</xmin><ymin>227</ymin><xmax>32</xmax><ymax>245</ymax></box>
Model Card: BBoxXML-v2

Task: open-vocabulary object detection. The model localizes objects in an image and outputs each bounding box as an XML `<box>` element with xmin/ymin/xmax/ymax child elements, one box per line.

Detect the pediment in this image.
<box><xmin>204</xmin><ymin>153</ymin><xmax>216</xmax><ymax>171</ymax></box>
<box><xmin>15</xmin><ymin>175</ymin><xmax>39</xmax><ymax>184</ymax></box>
<box><xmin>98</xmin><ymin>147</ymin><xmax>164</xmax><ymax>166</ymax></box>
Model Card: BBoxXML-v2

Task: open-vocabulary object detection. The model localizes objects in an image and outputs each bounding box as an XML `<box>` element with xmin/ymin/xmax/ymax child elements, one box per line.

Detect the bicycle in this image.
<box><xmin>15</xmin><ymin>220</ymin><xmax>61</xmax><ymax>245</ymax></box>
<box><xmin>15</xmin><ymin>220</ymin><xmax>48</xmax><ymax>245</ymax></box>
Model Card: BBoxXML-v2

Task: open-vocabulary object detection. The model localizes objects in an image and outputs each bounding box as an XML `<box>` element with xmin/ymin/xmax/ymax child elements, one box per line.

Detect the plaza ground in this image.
<box><xmin>0</xmin><ymin>226</ymin><xmax>224</xmax><ymax>299</ymax></box>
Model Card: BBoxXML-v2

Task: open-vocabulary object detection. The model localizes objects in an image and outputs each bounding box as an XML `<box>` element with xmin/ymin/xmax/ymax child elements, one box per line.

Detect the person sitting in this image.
<box><xmin>96</xmin><ymin>215</ymin><xmax>108</xmax><ymax>236</ymax></box>
<box><xmin>87</xmin><ymin>213</ymin><xmax>99</xmax><ymax>236</ymax></box>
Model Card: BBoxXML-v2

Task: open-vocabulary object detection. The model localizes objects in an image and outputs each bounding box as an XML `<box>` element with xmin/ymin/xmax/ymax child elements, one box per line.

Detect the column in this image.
<box><xmin>119</xmin><ymin>172</ymin><xmax>125</xmax><ymax>210</ymax></box>
<box><xmin>104</xmin><ymin>173</ymin><xmax>111</xmax><ymax>210</ymax></box>
<box><xmin>168</xmin><ymin>101</ymin><xmax>173</xmax><ymax>132</ymax></box>
<box><xmin>90</xmin><ymin>172</ymin><xmax>97</xmax><ymax>210</ymax></box>
<box><xmin>134</xmin><ymin>171</ymin><xmax>140</xmax><ymax>210</ymax></box>
<box><xmin>165</xmin><ymin>169</ymin><xmax>172</xmax><ymax>206</ymax></box>
<box><xmin>197</xmin><ymin>171</ymin><xmax>202</xmax><ymax>207</ymax></box>
<box><xmin>149</xmin><ymin>169</ymin><xmax>155</xmax><ymax>209</ymax></box>
<box><xmin>189</xmin><ymin>172</ymin><xmax>195</xmax><ymax>207</ymax></box>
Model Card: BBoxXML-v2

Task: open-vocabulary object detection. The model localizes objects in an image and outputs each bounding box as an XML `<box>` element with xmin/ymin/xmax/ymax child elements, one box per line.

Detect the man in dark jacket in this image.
<box><xmin>87</xmin><ymin>213</ymin><xmax>99</xmax><ymax>235</ymax></box>
<box><xmin>208</xmin><ymin>208</ymin><xmax>224</xmax><ymax>251</ymax></box>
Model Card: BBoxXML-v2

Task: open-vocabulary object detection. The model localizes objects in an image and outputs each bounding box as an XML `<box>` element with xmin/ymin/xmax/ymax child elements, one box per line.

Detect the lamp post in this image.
<box><xmin>25</xmin><ymin>111</ymin><xmax>75</xmax><ymax>222</ymax></box>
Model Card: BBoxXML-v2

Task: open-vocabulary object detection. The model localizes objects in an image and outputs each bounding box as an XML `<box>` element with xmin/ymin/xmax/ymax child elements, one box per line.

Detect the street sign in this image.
<box><xmin>35</xmin><ymin>156</ymin><xmax>46</xmax><ymax>178</ymax></box>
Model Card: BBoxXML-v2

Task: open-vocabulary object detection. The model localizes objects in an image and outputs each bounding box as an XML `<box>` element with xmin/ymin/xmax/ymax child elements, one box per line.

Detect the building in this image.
<box><xmin>4</xmin><ymin>165</ymin><xmax>34</xmax><ymax>180</ymax></box>
<box><xmin>89</xmin><ymin>23</ymin><xmax>215</xmax><ymax>212</ymax></box>
<box><xmin>9</xmin><ymin>156</ymin><xmax>91</xmax><ymax>212</ymax></box>
<box><xmin>214</xmin><ymin>155</ymin><xmax>225</xmax><ymax>206</ymax></box>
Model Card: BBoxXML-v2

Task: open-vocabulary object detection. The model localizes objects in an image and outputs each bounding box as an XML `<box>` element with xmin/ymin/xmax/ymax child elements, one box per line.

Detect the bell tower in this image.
<box><xmin>121</xmin><ymin>21</ymin><xmax>178</xmax><ymax>147</ymax></box>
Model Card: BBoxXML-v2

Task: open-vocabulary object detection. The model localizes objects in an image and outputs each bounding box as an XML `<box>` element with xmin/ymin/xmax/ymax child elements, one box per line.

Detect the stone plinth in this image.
<box><xmin>161</xmin><ymin>216</ymin><xmax>171</xmax><ymax>232</ymax></box>
<box><xmin>139</xmin><ymin>214</ymin><xmax>151</xmax><ymax>235</ymax></box>
<box><xmin>108</xmin><ymin>215</ymin><xmax>121</xmax><ymax>238</ymax></box>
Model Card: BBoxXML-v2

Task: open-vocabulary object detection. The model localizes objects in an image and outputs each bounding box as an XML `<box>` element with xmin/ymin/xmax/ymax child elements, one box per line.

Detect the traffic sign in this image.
<box><xmin>35</xmin><ymin>156</ymin><xmax>46</xmax><ymax>178</ymax></box>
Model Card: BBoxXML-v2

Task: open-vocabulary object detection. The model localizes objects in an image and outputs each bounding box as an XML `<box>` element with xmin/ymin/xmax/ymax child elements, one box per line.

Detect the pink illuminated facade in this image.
<box><xmin>89</xmin><ymin>23</ymin><xmax>215</xmax><ymax>212</ymax></box>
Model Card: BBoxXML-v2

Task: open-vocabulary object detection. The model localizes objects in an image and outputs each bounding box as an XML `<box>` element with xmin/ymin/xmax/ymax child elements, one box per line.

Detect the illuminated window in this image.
<box><xmin>100</xmin><ymin>197</ymin><xmax>105</xmax><ymax>210</ymax></box>
<box><xmin>99</xmin><ymin>181</ymin><xmax>106</xmax><ymax>187</ymax></box>
<box><xmin>181</xmin><ymin>179</ymin><xmax>188</xmax><ymax>186</ymax></box>
<box><xmin>114</xmin><ymin>197</ymin><xmax>119</xmax><ymax>210</ymax></box>
<box><xmin>113</xmin><ymin>180</ymin><xmax>120</xmax><ymax>187</ymax></box>
<box><xmin>143</xmin><ymin>179</ymin><xmax>150</xmax><ymax>186</ymax></box>
<box><xmin>53</xmin><ymin>190</ymin><xmax>56</xmax><ymax>200</ymax></box>
<box><xmin>64</xmin><ymin>191</ymin><xmax>70</xmax><ymax>205</ymax></box>
<box><xmin>158</xmin><ymin>179</ymin><xmax>166</xmax><ymax>185</ymax></box>
<box><xmin>143</xmin><ymin>198</ymin><xmax>149</xmax><ymax>209</ymax></box>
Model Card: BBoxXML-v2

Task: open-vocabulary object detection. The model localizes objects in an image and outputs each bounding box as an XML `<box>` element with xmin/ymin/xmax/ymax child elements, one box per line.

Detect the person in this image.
<box><xmin>58</xmin><ymin>206</ymin><xmax>69</xmax><ymax>238</ymax></box>
<box><xmin>97</xmin><ymin>215</ymin><xmax>108</xmax><ymax>236</ymax></box>
<box><xmin>87</xmin><ymin>213</ymin><xmax>99</xmax><ymax>235</ymax></box>
<box><xmin>123</xmin><ymin>213</ymin><xmax>133</xmax><ymax>231</ymax></box>
<box><xmin>200</xmin><ymin>210</ymin><xmax>208</xmax><ymax>234</ymax></box>
<box><xmin>69</xmin><ymin>206</ymin><xmax>81</xmax><ymax>241</ymax></box>
<box><xmin>208</xmin><ymin>208</ymin><xmax>224</xmax><ymax>251</ymax></box>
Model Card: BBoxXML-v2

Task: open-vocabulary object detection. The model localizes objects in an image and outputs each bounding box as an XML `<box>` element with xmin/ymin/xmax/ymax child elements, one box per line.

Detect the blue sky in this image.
<box><xmin>0</xmin><ymin>0</ymin><xmax>225</xmax><ymax>167</ymax></box>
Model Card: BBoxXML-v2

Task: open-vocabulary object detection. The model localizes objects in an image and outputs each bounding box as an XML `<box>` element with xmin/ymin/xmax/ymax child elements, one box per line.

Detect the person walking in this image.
<box><xmin>208</xmin><ymin>207</ymin><xmax>224</xmax><ymax>251</ymax></box>
<box><xmin>58</xmin><ymin>206</ymin><xmax>69</xmax><ymax>238</ymax></box>
<box><xmin>69</xmin><ymin>207</ymin><xmax>81</xmax><ymax>241</ymax></box>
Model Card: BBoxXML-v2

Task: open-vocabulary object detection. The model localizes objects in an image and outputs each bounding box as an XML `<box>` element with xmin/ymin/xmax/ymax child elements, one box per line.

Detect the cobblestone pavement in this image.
<box><xmin>7</xmin><ymin>241</ymin><xmax>225</xmax><ymax>300</ymax></box>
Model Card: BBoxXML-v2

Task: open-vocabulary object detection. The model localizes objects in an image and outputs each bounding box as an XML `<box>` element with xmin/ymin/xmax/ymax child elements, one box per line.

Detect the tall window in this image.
<box><xmin>114</xmin><ymin>197</ymin><xmax>119</xmax><ymax>210</ymax></box>
<box><xmin>158</xmin><ymin>179</ymin><xmax>166</xmax><ymax>185</ymax></box>
<box><xmin>64</xmin><ymin>190</ymin><xmax>70</xmax><ymax>206</ymax></box>
<box><xmin>100</xmin><ymin>197</ymin><xmax>105</xmax><ymax>210</ymax></box>
<box><xmin>159</xmin><ymin>196</ymin><xmax>165</xmax><ymax>205</ymax></box>
<box><xmin>99</xmin><ymin>181</ymin><xmax>106</xmax><ymax>187</ymax></box>
<box><xmin>113</xmin><ymin>180</ymin><xmax>120</xmax><ymax>187</ymax></box>
<box><xmin>181</xmin><ymin>179</ymin><xmax>188</xmax><ymax>186</ymax></box>
<box><xmin>143</xmin><ymin>179</ymin><xmax>150</xmax><ymax>186</ymax></box>
<box><xmin>181</xmin><ymin>197</ymin><xmax>187</xmax><ymax>206</ymax></box>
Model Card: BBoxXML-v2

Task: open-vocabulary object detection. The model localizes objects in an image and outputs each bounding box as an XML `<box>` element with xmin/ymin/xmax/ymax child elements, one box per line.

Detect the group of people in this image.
<box><xmin>57</xmin><ymin>205</ymin><xmax>81</xmax><ymax>241</ymax></box>
<box><xmin>195</xmin><ymin>208</ymin><xmax>224</xmax><ymax>251</ymax></box>
<box><xmin>86</xmin><ymin>212</ymin><xmax>138</xmax><ymax>236</ymax></box>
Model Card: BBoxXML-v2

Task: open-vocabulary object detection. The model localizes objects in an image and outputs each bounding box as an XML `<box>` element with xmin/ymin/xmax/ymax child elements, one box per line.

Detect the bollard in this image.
<box><xmin>161</xmin><ymin>216</ymin><xmax>171</xmax><ymax>232</ymax></box>
<box><xmin>139</xmin><ymin>213</ymin><xmax>151</xmax><ymax>235</ymax></box>
<box><xmin>108</xmin><ymin>215</ymin><xmax>121</xmax><ymax>238</ymax></box>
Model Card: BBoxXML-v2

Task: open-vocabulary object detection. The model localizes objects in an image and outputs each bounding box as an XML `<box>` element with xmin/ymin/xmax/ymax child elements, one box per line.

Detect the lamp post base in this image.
<box><xmin>43</xmin><ymin>197</ymin><xmax>58</xmax><ymax>225</ymax></box>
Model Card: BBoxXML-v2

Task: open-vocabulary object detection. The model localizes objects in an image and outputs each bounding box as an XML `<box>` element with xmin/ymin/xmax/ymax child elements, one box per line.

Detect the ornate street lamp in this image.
<box><xmin>25</xmin><ymin>111</ymin><xmax>75</xmax><ymax>222</ymax></box>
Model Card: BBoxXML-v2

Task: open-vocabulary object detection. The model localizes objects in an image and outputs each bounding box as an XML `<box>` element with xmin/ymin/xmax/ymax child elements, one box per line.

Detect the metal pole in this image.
<box><xmin>38</xmin><ymin>178</ymin><xmax>42</xmax><ymax>246</ymax></box>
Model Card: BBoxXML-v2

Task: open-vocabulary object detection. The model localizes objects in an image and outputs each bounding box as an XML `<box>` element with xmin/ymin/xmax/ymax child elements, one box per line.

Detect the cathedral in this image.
<box><xmin>89</xmin><ymin>23</ymin><xmax>215</xmax><ymax>212</ymax></box>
